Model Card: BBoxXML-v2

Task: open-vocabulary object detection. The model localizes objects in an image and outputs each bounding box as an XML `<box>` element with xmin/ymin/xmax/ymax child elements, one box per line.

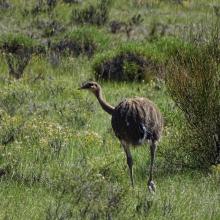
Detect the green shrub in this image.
<box><xmin>27</xmin><ymin>0</ymin><xmax>57</xmax><ymax>15</ymax></box>
<box><xmin>71</xmin><ymin>0</ymin><xmax>112</xmax><ymax>26</ymax></box>
<box><xmin>63</xmin><ymin>0</ymin><xmax>81</xmax><ymax>3</ymax></box>
<box><xmin>0</xmin><ymin>109</ymin><xmax>23</xmax><ymax>146</ymax></box>
<box><xmin>166</xmin><ymin>45</ymin><xmax>220</xmax><ymax>166</ymax></box>
<box><xmin>0</xmin><ymin>33</ymin><xmax>37</xmax><ymax>52</ymax></box>
<box><xmin>0</xmin><ymin>33</ymin><xmax>44</xmax><ymax>79</ymax></box>
<box><xmin>153</xmin><ymin>36</ymin><xmax>194</xmax><ymax>58</ymax></box>
<box><xmin>51</xmin><ymin>27</ymin><xmax>110</xmax><ymax>58</ymax></box>
<box><xmin>0</xmin><ymin>0</ymin><xmax>10</xmax><ymax>10</ymax></box>
<box><xmin>109</xmin><ymin>14</ymin><xmax>144</xmax><ymax>39</ymax></box>
<box><xmin>92</xmin><ymin>42</ymin><xmax>165</xmax><ymax>81</ymax></box>
<box><xmin>0</xmin><ymin>82</ymin><xmax>34</xmax><ymax>116</ymax></box>
<box><xmin>33</xmin><ymin>19</ymin><xmax>66</xmax><ymax>37</ymax></box>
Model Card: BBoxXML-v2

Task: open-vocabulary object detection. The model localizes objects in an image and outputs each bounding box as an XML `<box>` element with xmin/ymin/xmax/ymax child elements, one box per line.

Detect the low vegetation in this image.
<box><xmin>0</xmin><ymin>0</ymin><xmax>220</xmax><ymax>219</ymax></box>
<box><xmin>71</xmin><ymin>0</ymin><xmax>112</xmax><ymax>26</ymax></box>
<box><xmin>92</xmin><ymin>41</ymin><xmax>164</xmax><ymax>81</ymax></box>
<box><xmin>166</xmin><ymin>45</ymin><xmax>220</xmax><ymax>166</ymax></box>
<box><xmin>51</xmin><ymin>26</ymin><xmax>110</xmax><ymax>58</ymax></box>
<box><xmin>0</xmin><ymin>33</ymin><xmax>44</xmax><ymax>79</ymax></box>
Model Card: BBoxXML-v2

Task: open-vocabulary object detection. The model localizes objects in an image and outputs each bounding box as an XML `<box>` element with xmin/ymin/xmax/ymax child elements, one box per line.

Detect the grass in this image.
<box><xmin>0</xmin><ymin>0</ymin><xmax>220</xmax><ymax>219</ymax></box>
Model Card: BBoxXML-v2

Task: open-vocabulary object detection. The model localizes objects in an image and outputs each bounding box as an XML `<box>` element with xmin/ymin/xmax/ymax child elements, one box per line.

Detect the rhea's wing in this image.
<box><xmin>111</xmin><ymin>98</ymin><xmax>163</xmax><ymax>145</ymax></box>
<box><xmin>112</xmin><ymin>99</ymin><xmax>149</xmax><ymax>145</ymax></box>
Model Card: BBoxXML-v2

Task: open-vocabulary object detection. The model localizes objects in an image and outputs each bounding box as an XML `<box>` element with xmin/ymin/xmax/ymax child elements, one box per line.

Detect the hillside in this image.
<box><xmin>0</xmin><ymin>0</ymin><xmax>220</xmax><ymax>219</ymax></box>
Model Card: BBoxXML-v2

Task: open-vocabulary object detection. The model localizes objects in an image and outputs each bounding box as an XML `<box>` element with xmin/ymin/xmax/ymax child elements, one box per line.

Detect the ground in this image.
<box><xmin>0</xmin><ymin>0</ymin><xmax>219</xmax><ymax>219</ymax></box>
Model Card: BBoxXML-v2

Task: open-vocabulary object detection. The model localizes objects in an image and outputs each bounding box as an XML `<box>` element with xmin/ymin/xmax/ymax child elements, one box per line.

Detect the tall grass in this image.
<box><xmin>0</xmin><ymin>0</ymin><xmax>220</xmax><ymax>219</ymax></box>
<box><xmin>166</xmin><ymin>41</ymin><xmax>220</xmax><ymax>166</ymax></box>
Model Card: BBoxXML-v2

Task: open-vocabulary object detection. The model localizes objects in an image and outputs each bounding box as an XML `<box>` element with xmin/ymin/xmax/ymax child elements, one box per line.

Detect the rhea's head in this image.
<box><xmin>79</xmin><ymin>81</ymin><xmax>101</xmax><ymax>96</ymax></box>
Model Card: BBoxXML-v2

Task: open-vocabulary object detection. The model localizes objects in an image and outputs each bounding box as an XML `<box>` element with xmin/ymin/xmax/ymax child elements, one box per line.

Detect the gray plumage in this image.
<box><xmin>112</xmin><ymin>98</ymin><xmax>163</xmax><ymax>146</ymax></box>
<box><xmin>80</xmin><ymin>81</ymin><xmax>163</xmax><ymax>192</ymax></box>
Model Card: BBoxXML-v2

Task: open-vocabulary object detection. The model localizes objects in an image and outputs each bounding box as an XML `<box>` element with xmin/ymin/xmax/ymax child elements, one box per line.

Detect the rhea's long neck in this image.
<box><xmin>95</xmin><ymin>89</ymin><xmax>115</xmax><ymax>115</ymax></box>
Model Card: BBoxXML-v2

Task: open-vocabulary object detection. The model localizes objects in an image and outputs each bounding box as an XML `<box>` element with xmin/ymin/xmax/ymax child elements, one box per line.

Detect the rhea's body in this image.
<box><xmin>112</xmin><ymin>97</ymin><xmax>163</xmax><ymax>146</ymax></box>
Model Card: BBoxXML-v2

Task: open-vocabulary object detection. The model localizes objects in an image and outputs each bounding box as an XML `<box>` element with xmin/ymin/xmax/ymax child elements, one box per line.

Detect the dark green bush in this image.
<box><xmin>0</xmin><ymin>0</ymin><xmax>10</xmax><ymax>10</ymax></box>
<box><xmin>109</xmin><ymin>14</ymin><xmax>144</xmax><ymax>39</ymax></box>
<box><xmin>166</xmin><ymin>45</ymin><xmax>220</xmax><ymax>166</ymax></box>
<box><xmin>63</xmin><ymin>0</ymin><xmax>81</xmax><ymax>3</ymax></box>
<box><xmin>71</xmin><ymin>0</ymin><xmax>112</xmax><ymax>26</ymax></box>
<box><xmin>0</xmin><ymin>33</ymin><xmax>44</xmax><ymax>79</ymax></box>
<box><xmin>32</xmin><ymin>0</ymin><xmax>57</xmax><ymax>14</ymax></box>
<box><xmin>22</xmin><ymin>0</ymin><xmax>58</xmax><ymax>16</ymax></box>
<box><xmin>92</xmin><ymin>42</ymin><xmax>165</xmax><ymax>81</ymax></box>
<box><xmin>51</xmin><ymin>27</ymin><xmax>110</xmax><ymax>58</ymax></box>
<box><xmin>34</xmin><ymin>19</ymin><xmax>65</xmax><ymax>37</ymax></box>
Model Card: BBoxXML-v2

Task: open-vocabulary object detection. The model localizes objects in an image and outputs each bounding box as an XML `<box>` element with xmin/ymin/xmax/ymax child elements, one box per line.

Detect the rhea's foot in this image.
<box><xmin>148</xmin><ymin>180</ymin><xmax>156</xmax><ymax>193</ymax></box>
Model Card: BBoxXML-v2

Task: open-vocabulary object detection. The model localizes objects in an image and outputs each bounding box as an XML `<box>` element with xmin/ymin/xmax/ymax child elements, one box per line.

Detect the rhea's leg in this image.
<box><xmin>122</xmin><ymin>143</ymin><xmax>134</xmax><ymax>188</ymax></box>
<box><xmin>148</xmin><ymin>140</ymin><xmax>157</xmax><ymax>193</ymax></box>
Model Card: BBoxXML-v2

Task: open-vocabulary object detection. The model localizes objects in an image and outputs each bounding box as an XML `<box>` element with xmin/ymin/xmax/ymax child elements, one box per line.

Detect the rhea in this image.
<box><xmin>79</xmin><ymin>81</ymin><xmax>163</xmax><ymax>192</ymax></box>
